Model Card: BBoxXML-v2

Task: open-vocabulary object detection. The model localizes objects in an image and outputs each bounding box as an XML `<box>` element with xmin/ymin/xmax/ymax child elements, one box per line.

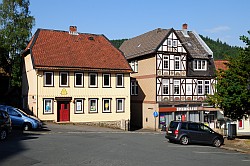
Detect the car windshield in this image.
<box><xmin>16</xmin><ymin>108</ymin><xmax>28</xmax><ymax>116</ymax></box>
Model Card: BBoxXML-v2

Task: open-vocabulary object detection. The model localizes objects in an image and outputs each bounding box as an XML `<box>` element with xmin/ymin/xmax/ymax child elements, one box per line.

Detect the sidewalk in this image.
<box><xmin>222</xmin><ymin>135</ymin><xmax>250</xmax><ymax>154</ymax></box>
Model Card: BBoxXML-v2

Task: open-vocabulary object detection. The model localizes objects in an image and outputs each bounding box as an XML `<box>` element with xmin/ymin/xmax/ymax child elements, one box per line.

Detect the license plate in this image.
<box><xmin>168</xmin><ymin>131</ymin><xmax>172</xmax><ymax>134</ymax></box>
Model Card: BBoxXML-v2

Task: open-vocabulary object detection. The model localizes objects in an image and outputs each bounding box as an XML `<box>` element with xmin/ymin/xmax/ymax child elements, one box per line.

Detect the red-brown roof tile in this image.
<box><xmin>214</xmin><ymin>60</ymin><xmax>228</xmax><ymax>71</ymax></box>
<box><xmin>25</xmin><ymin>29</ymin><xmax>132</xmax><ymax>72</ymax></box>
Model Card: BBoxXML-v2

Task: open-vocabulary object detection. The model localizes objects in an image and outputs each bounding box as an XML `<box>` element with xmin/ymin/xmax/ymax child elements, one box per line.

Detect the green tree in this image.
<box><xmin>207</xmin><ymin>31</ymin><xmax>250</xmax><ymax>120</ymax></box>
<box><xmin>0</xmin><ymin>0</ymin><xmax>35</xmax><ymax>87</ymax></box>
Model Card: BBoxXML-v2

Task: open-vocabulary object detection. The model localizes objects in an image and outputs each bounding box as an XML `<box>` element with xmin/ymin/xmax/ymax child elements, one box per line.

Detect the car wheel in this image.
<box><xmin>0</xmin><ymin>130</ymin><xmax>7</xmax><ymax>140</ymax></box>
<box><xmin>213</xmin><ymin>138</ymin><xmax>222</xmax><ymax>147</ymax></box>
<box><xmin>180</xmin><ymin>136</ymin><xmax>189</xmax><ymax>145</ymax></box>
<box><xmin>23</xmin><ymin>123</ymin><xmax>31</xmax><ymax>131</ymax></box>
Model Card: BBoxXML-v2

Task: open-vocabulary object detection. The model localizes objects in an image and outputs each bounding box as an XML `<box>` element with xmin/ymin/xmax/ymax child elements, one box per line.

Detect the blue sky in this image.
<box><xmin>30</xmin><ymin>0</ymin><xmax>250</xmax><ymax>47</ymax></box>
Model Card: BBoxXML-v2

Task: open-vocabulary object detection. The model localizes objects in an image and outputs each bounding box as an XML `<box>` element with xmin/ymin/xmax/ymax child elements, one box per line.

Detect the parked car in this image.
<box><xmin>0</xmin><ymin>105</ymin><xmax>42</xmax><ymax>131</ymax></box>
<box><xmin>0</xmin><ymin>109</ymin><xmax>12</xmax><ymax>140</ymax></box>
<box><xmin>165</xmin><ymin>121</ymin><xmax>224</xmax><ymax>147</ymax></box>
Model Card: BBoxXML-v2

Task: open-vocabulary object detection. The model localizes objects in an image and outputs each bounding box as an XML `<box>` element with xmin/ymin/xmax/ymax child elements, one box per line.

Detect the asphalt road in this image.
<box><xmin>0</xmin><ymin>123</ymin><xmax>250</xmax><ymax>166</ymax></box>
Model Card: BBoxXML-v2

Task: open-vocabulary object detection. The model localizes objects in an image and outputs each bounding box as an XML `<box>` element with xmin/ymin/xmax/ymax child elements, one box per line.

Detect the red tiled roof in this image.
<box><xmin>25</xmin><ymin>29</ymin><xmax>132</xmax><ymax>72</ymax></box>
<box><xmin>214</xmin><ymin>60</ymin><xmax>228</xmax><ymax>70</ymax></box>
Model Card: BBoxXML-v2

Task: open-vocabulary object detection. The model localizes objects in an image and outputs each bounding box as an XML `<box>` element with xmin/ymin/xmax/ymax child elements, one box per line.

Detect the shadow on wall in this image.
<box><xmin>130</xmin><ymin>83</ymin><xmax>145</xmax><ymax>131</ymax></box>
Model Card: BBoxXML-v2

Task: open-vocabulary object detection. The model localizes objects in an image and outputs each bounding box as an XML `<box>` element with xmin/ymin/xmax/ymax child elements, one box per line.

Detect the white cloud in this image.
<box><xmin>204</xmin><ymin>26</ymin><xmax>231</xmax><ymax>33</ymax></box>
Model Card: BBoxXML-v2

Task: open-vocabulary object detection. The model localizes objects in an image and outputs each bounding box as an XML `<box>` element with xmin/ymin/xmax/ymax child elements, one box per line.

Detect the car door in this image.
<box><xmin>7</xmin><ymin>108</ymin><xmax>24</xmax><ymax>127</ymax></box>
<box><xmin>187</xmin><ymin>123</ymin><xmax>200</xmax><ymax>142</ymax></box>
<box><xmin>198</xmin><ymin>124</ymin><xmax>215</xmax><ymax>143</ymax></box>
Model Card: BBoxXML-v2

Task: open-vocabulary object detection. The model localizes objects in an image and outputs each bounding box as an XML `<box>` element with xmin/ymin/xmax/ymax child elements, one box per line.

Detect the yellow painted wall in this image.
<box><xmin>23</xmin><ymin>53</ymin><xmax>131</xmax><ymax>124</ymax></box>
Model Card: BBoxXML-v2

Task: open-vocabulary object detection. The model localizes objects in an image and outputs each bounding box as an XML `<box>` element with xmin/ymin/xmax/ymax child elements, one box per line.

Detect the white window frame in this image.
<box><xmin>89</xmin><ymin>73</ymin><xmax>97</xmax><ymax>87</ymax></box>
<box><xmin>44</xmin><ymin>72</ymin><xmax>53</xmax><ymax>86</ymax></box>
<box><xmin>193</xmin><ymin>59</ymin><xmax>207</xmax><ymax>71</ymax></box>
<box><xmin>43</xmin><ymin>98</ymin><xmax>53</xmax><ymax>114</ymax></box>
<box><xmin>102</xmin><ymin>98</ymin><xmax>111</xmax><ymax>113</ymax></box>
<box><xmin>75</xmin><ymin>99</ymin><xmax>84</xmax><ymax>114</ymax></box>
<box><xmin>204</xmin><ymin>80</ymin><xmax>210</xmax><ymax>94</ymax></box>
<box><xmin>103</xmin><ymin>74</ymin><xmax>111</xmax><ymax>87</ymax></box>
<box><xmin>60</xmin><ymin>72</ymin><xmax>69</xmax><ymax>87</ymax></box>
<box><xmin>197</xmin><ymin>80</ymin><xmax>203</xmax><ymax>95</ymax></box>
<box><xmin>89</xmin><ymin>98</ymin><xmax>98</xmax><ymax>113</ymax></box>
<box><xmin>174</xmin><ymin>80</ymin><xmax>180</xmax><ymax>95</ymax></box>
<box><xmin>163</xmin><ymin>55</ymin><xmax>169</xmax><ymax>69</ymax></box>
<box><xmin>162</xmin><ymin>79</ymin><xmax>169</xmax><ymax>95</ymax></box>
<box><xmin>175</xmin><ymin>56</ymin><xmax>180</xmax><ymax>70</ymax></box>
<box><xmin>116</xmin><ymin>74</ymin><xmax>124</xmax><ymax>87</ymax></box>
<box><xmin>131</xmin><ymin>80</ymin><xmax>138</xmax><ymax>95</ymax></box>
<box><xmin>116</xmin><ymin>98</ymin><xmax>124</xmax><ymax>113</ymax></box>
<box><xmin>75</xmin><ymin>72</ymin><xmax>84</xmax><ymax>87</ymax></box>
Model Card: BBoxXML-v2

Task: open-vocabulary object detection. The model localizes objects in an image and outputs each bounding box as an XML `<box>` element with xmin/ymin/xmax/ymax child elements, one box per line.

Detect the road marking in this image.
<box><xmin>194</xmin><ymin>151</ymin><xmax>241</xmax><ymax>155</ymax></box>
<box><xmin>242</xmin><ymin>160</ymin><xmax>250</xmax><ymax>162</ymax></box>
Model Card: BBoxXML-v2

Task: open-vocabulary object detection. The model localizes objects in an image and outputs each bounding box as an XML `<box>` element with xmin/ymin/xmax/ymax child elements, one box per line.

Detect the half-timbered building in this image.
<box><xmin>120</xmin><ymin>24</ymin><xmax>223</xmax><ymax>130</ymax></box>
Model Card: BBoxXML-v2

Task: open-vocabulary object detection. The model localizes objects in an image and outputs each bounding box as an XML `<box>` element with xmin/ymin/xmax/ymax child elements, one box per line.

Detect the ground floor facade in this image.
<box><xmin>130</xmin><ymin>101</ymin><xmax>224</xmax><ymax>130</ymax></box>
<box><xmin>23</xmin><ymin>94</ymin><xmax>130</xmax><ymax>130</ymax></box>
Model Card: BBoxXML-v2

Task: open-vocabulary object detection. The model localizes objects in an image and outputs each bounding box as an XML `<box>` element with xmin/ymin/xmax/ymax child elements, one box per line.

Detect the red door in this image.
<box><xmin>59</xmin><ymin>103</ymin><xmax>70</xmax><ymax>122</ymax></box>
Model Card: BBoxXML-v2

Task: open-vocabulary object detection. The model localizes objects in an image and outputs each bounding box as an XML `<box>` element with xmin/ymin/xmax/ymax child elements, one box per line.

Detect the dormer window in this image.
<box><xmin>193</xmin><ymin>59</ymin><xmax>207</xmax><ymax>71</ymax></box>
<box><xmin>130</xmin><ymin>60</ymin><xmax>138</xmax><ymax>72</ymax></box>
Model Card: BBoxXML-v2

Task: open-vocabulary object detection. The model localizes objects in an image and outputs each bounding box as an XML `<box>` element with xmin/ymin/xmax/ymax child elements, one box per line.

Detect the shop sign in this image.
<box><xmin>177</xmin><ymin>107</ymin><xmax>198</xmax><ymax>111</ymax></box>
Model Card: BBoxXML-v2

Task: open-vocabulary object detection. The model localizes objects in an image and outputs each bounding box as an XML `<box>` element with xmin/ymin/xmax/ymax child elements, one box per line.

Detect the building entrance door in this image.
<box><xmin>58</xmin><ymin>102</ymin><xmax>70</xmax><ymax>122</ymax></box>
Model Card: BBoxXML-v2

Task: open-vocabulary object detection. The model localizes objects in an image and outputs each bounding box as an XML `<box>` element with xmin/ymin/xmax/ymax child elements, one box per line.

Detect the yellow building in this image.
<box><xmin>22</xmin><ymin>26</ymin><xmax>132</xmax><ymax>129</ymax></box>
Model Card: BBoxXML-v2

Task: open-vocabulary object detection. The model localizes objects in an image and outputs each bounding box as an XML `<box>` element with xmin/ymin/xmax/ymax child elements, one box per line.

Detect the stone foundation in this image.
<box><xmin>81</xmin><ymin>121</ymin><xmax>122</xmax><ymax>130</ymax></box>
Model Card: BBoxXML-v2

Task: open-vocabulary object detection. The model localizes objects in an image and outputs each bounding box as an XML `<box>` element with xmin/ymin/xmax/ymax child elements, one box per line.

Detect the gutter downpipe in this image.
<box><xmin>36</xmin><ymin>70</ymin><xmax>39</xmax><ymax>118</ymax></box>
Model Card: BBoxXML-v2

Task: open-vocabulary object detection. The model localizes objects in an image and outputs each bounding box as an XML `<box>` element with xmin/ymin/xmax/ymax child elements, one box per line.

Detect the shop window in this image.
<box><xmin>103</xmin><ymin>98</ymin><xmax>111</xmax><ymax>113</ymax></box>
<box><xmin>75</xmin><ymin>99</ymin><xmax>84</xmax><ymax>114</ymax></box>
<box><xmin>43</xmin><ymin>98</ymin><xmax>53</xmax><ymax>114</ymax></box>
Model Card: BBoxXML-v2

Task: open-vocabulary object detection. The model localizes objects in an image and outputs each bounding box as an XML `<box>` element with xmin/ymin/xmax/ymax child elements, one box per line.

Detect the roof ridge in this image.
<box><xmin>37</xmin><ymin>28</ymin><xmax>103</xmax><ymax>36</ymax></box>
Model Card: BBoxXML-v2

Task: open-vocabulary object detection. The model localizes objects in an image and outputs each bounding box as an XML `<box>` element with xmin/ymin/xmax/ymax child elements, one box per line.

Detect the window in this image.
<box><xmin>43</xmin><ymin>98</ymin><xmax>53</xmax><ymax>114</ymax></box>
<box><xmin>60</xmin><ymin>72</ymin><xmax>68</xmax><ymax>87</ymax></box>
<box><xmin>103</xmin><ymin>99</ymin><xmax>111</xmax><ymax>113</ymax></box>
<box><xmin>204</xmin><ymin>81</ymin><xmax>210</xmax><ymax>94</ymax></box>
<box><xmin>188</xmin><ymin>123</ymin><xmax>199</xmax><ymax>131</ymax></box>
<box><xmin>75</xmin><ymin>99</ymin><xmax>84</xmax><ymax>114</ymax></box>
<box><xmin>198</xmin><ymin>80</ymin><xmax>203</xmax><ymax>95</ymax></box>
<box><xmin>116</xmin><ymin>98</ymin><xmax>124</xmax><ymax>112</ymax></box>
<box><xmin>7</xmin><ymin>108</ymin><xmax>19</xmax><ymax>116</ymax></box>
<box><xmin>89</xmin><ymin>73</ymin><xmax>97</xmax><ymax>87</ymax></box>
<box><xmin>163</xmin><ymin>55</ymin><xmax>169</xmax><ymax>69</ymax></box>
<box><xmin>173</xmin><ymin>40</ymin><xmax>177</xmax><ymax>47</ymax></box>
<box><xmin>131</xmin><ymin>80</ymin><xmax>138</xmax><ymax>95</ymax></box>
<box><xmin>162</xmin><ymin>79</ymin><xmax>169</xmax><ymax>95</ymax></box>
<box><xmin>103</xmin><ymin>74</ymin><xmax>111</xmax><ymax>87</ymax></box>
<box><xmin>168</xmin><ymin>39</ymin><xmax>172</xmax><ymax>46</ymax></box>
<box><xmin>175</xmin><ymin>56</ymin><xmax>180</xmax><ymax>70</ymax></box>
<box><xmin>130</xmin><ymin>60</ymin><xmax>138</xmax><ymax>72</ymax></box>
<box><xmin>44</xmin><ymin>72</ymin><xmax>53</xmax><ymax>86</ymax></box>
<box><xmin>89</xmin><ymin>99</ymin><xmax>98</xmax><ymax>113</ymax></box>
<box><xmin>75</xmin><ymin>73</ymin><xmax>83</xmax><ymax>87</ymax></box>
<box><xmin>174</xmin><ymin>80</ymin><xmax>180</xmax><ymax>95</ymax></box>
<box><xmin>193</xmin><ymin>60</ymin><xmax>207</xmax><ymax>70</ymax></box>
<box><xmin>116</xmin><ymin>74</ymin><xmax>124</xmax><ymax>87</ymax></box>
<box><xmin>200</xmin><ymin>124</ymin><xmax>212</xmax><ymax>132</ymax></box>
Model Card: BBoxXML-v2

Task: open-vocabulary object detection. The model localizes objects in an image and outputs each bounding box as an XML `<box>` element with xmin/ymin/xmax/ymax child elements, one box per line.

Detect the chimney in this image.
<box><xmin>69</xmin><ymin>26</ymin><xmax>78</xmax><ymax>35</ymax></box>
<box><xmin>182</xmin><ymin>23</ymin><xmax>189</xmax><ymax>37</ymax></box>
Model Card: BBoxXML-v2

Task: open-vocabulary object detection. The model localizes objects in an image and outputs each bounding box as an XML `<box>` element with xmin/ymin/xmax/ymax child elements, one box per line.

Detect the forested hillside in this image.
<box><xmin>110</xmin><ymin>35</ymin><xmax>241</xmax><ymax>60</ymax></box>
<box><xmin>200</xmin><ymin>35</ymin><xmax>241</xmax><ymax>60</ymax></box>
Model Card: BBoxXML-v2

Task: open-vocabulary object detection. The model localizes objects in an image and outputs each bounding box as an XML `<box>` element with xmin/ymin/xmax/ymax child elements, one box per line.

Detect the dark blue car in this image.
<box><xmin>165</xmin><ymin>121</ymin><xmax>224</xmax><ymax>147</ymax></box>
